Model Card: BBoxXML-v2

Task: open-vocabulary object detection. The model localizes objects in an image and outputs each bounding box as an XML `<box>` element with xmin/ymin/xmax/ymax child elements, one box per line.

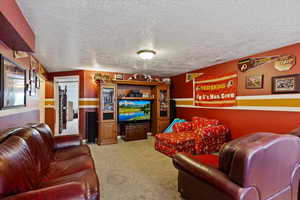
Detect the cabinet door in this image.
<box><xmin>158</xmin><ymin>86</ymin><xmax>170</xmax><ymax>119</ymax></box>
<box><xmin>99</xmin><ymin>122</ymin><xmax>117</xmax><ymax>145</ymax></box>
<box><xmin>100</xmin><ymin>84</ymin><xmax>117</xmax><ymax>122</ymax></box>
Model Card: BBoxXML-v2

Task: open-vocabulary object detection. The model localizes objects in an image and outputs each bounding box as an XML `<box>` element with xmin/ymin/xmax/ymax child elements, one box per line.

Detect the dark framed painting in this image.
<box><xmin>0</xmin><ymin>55</ymin><xmax>26</xmax><ymax>109</ymax></box>
<box><xmin>246</xmin><ymin>74</ymin><xmax>264</xmax><ymax>89</ymax></box>
<box><xmin>35</xmin><ymin>75</ymin><xmax>40</xmax><ymax>89</ymax></box>
<box><xmin>30</xmin><ymin>69</ymin><xmax>37</xmax><ymax>96</ymax></box>
<box><xmin>272</xmin><ymin>74</ymin><xmax>300</xmax><ymax>94</ymax></box>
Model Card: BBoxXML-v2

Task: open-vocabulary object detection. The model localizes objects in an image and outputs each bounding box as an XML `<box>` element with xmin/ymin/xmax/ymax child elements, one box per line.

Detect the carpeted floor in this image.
<box><xmin>90</xmin><ymin>137</ymin><xmax>182</xmax><ymax>200</ymax></box>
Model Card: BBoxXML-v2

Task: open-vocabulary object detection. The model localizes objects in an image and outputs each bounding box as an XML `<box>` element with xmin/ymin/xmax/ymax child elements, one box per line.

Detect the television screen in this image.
<box><xmin>118</xmin><ymin>100</ymin><xmax>151</xmax><ymax>122</ymax></box>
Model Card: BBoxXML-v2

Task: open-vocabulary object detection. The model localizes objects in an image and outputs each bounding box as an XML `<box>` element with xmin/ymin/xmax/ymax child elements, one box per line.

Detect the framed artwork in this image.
<box><xmin>272</xmin><ymin>74</ymin><xmax>300</xmax><ymax>94</ymax></box>
<box><xmin>246</xmin><ymin>74</ymin><xmax>264</xmax><ymax>89</ymax></box>
<box><xmin>13</xmin><ymin>51</ymin><xmax>28</xmax><ymax>59</ymax></box>
<box><xmin>0</xmin><ymin>55</ymin><xmax>26</xmax><ymax>109</ymax></box>
<box><xmin>102</xmin><ymin>87</ymin><xmax>114</xmax><ymax>112</ymax></box>
<box><xmin>114</xmin><ymin>74</ymin><xmax>123</xmax><ymax>80</ymax></box>
<box><xmin>30</xmin><ymin>69</ymin><xmax>37</xmax><ymax>96</ymax></box>
<box><xmin>36</xmin><ymin>75</ymin><xmax>40</xmax><ymax>89</ymax></box>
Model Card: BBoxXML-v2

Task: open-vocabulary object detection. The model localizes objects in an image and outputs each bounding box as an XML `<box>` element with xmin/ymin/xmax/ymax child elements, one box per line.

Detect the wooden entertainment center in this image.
<box><xmin>97</xmin><ymin>80</ymin><xmax>170</xmax><ymax>145</ymax></box>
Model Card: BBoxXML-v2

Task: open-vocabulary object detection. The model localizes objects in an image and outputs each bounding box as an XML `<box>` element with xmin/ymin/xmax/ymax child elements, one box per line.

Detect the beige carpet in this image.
<box><xmin>90</xmin><ymin>137</ymin><xmax>182</xmax><ymax>200</ymax></box>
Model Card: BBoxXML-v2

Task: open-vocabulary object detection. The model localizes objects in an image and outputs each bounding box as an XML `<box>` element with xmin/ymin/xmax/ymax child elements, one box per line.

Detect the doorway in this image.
<box><xmin>54</xmin><ymin>76</ymin><xmax>79</xmax><ymax>135</ymax></box>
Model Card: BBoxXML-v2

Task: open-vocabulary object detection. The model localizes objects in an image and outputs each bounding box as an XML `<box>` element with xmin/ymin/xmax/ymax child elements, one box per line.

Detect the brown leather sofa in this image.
<box><xmin>0</xmin><ymin>123</ymin><xmax>100</xmax><ymax>200</ymax></box>
<box><xmin>173</xmin><ymin>132</ymin><xmax>300</xmax><ymax>200</ymax></box>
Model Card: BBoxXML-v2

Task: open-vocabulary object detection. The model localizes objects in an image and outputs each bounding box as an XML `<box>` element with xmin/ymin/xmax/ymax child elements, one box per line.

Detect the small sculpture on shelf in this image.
<box><xmin>93</xmin><ymin>72</ymin><xmax>112</xmax><ymax>83</ymax></box>
<box><xmin>127</xmin><ymin>73</ymin><xmax>153</xmax><ymax>82</ymax></box>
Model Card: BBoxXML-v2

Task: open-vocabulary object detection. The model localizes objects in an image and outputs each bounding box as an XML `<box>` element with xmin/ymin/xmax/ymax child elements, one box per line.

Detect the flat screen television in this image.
<box><xmin>118</xmin><ymin>99</ymin><xmax>151</xmax><ymax>122</ymax></box>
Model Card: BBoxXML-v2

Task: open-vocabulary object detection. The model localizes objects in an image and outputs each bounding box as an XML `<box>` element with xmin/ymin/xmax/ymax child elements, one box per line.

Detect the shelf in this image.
<box><xmin>113</xmin><ymin>80</ymin><xmax>169</xmax><ymax>86</ymax></box>
<box><xmin>118</xmin><ymin>97</ymin><xmax>154</xmax><ymax>100</ymax></box>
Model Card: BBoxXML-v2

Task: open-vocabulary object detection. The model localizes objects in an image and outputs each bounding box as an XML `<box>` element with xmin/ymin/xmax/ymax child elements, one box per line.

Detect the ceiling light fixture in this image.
<box><xmin>137</xmin><ymin>50</ymin><xmax>156</xmax><ymax>60</ymax></box>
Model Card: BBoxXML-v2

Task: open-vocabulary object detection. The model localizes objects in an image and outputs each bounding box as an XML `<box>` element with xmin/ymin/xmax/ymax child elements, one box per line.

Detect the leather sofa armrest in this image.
<box><xmin>289</xmin><ymin>127</ymin><xmax>300</xmax><ymax>137</ymax></box>
<box><xmin>3</xmin><ymin>182</ymin><xmax>86</xmax><ymax>200</ymax></box>
<box><xmin>173</xmin><ymin>153</ymin><xmax>259</xmax><ymax>199</ymax></box>
<box><xmin>53</xmin><ymin>135</ymin><xmax>82</xmax><ymax>150</ymax></box>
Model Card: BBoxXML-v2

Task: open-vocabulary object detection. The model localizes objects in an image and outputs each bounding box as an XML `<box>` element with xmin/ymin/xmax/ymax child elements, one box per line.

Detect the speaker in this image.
<box><xmin>170</xmin><ymin>100</ymin><xmax>176</xmax><ymax>121</ymax></box>
<box><xmin>86</xmin><ymin>112</ymin><xmax>98</xmax><ymax>143</ymax></box>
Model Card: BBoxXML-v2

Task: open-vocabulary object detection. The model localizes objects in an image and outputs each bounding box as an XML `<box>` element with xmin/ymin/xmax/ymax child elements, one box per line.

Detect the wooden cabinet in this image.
<box><xmin>152</xmin><ymin>84</ymin><xmax>170</xmax><ymax>135</ymax></box>
<box><xmin>121</xmin><ymin>123</ymin><xmax>147</xmax><ymax>141</ymax></box>
<box><xmin>97</xmin><ymin>80</ymin><xmax>170</xmax><ymax>144</ymax></box>
<box><xmin>98</xmin><ymin>83</ymin><xmax>118</xmax><ymax>145</ymax></box>
<box><xmin>99</xmin><ymin>122</ymin><xmax>117</xmax><ymax>145</ymax></box>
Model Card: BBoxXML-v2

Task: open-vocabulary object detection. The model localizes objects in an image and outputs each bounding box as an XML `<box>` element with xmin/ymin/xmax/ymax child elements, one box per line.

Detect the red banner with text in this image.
<box><xmin>194</xmin><ymin>73</ymin><xmax>238</xmax><ymax>107</ymax></box>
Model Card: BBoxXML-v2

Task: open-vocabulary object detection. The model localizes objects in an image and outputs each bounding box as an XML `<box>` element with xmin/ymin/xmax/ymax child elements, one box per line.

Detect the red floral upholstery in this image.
<box><xmin>173</xmin><ymin>122</ymin><xmax>192</xmax><ymax>133</ymax></box>
<box><xmin>155</xmin><ymin>117</ymin><xmax>230</xmax><ymax>157</ymax></box>
<box><xmin>193</xmin><ymin>125</ymin><xmax>229</xmax><ymax>154</ymax></box>
<box><xmin>155</xmin><ymin>132</ymin><xmax>195</xmax><ymax>157</ymax></box>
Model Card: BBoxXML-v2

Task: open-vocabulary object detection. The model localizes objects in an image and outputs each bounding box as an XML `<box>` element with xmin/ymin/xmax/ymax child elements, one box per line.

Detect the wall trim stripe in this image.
<box><xmin>79</xmin><ymin>100</ymin><xmax>98</xmax><ymax>106</ymax></box>
<box><xmin>174</xmin><ymin>94</ymin><xmax>300</xmax><ymax>101</ymax></box>
<box><xmin>79</xmin><ymin>98</ymin><xmax>98</xmax><ymax>101</ymax></box>
<box><xmin>176</xmin><ymin>105</ymin><xmax>300</xmax><ymax>112</ymax></box>
<box><xmin>79</xmin><ymin>105</ymin><xmax>98</xmax><ymax>108</ymax></box>
<box><xmin>173</xmin><ymin>95</ymin><xmax>300</xmax><ymax>112</ymax></box>
<box><xmin>236</xmin><ymin>94</ymin><xmax>300</xmax><ymax>100</ymax></box>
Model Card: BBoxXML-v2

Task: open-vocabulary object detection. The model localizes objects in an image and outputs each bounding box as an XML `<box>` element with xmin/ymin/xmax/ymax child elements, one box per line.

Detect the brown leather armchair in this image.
<box><xmin>173</xmin><ymin>132</ymin><xmax>300</xmax><ymax>200</ymax></box>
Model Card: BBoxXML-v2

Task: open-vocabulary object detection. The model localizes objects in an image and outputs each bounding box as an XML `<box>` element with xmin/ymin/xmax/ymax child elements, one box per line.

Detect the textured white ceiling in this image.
<box><xmin>16</xmin><ymin>0</ymin><xmax>300</xmax><ymax>76</ymax></box>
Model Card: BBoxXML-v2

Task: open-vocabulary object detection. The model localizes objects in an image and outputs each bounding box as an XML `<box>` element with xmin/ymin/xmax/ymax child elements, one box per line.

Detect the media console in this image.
<box><xmin>97</xmin><ymin>80</ymin><xmax>170</xmax><ymax>145</ymax></box>
<box><xmin>120</xmin><ymin>123</ymin><xmax>148</xmax><ymax>141</ymax></box>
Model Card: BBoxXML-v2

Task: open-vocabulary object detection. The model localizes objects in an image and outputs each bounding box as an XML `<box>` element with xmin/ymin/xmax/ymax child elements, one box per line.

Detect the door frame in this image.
<box><xmin>54</xmin><ymin>75</ymin><xmax>80</xmax><ymax>136</ymax></box>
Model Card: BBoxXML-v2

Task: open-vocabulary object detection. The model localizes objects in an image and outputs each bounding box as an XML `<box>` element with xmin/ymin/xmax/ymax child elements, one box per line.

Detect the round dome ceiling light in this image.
<box><xmin>137</xmin><ymin>50</ymin><xmax>156</xmax><ymax>60</ymax></box>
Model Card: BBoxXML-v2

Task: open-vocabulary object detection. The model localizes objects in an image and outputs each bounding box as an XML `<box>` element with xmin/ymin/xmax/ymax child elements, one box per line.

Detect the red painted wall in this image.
<box><xmin>171</xmin><ymin>43</ymin><xmax>300</xmax><ymax>138</ymax></box>
<box><xmin>177</xmin><ymin>108</ymin><xmax>300</xmax><ymax>138</ymax></box>
<box><xmin>0</xmin><ymin>41</ymin><xmax>43</xmax><ymax>130</ymax></box>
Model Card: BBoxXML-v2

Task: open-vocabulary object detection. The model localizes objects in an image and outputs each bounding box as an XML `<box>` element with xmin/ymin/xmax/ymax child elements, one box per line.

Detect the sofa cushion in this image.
<box><xmin>40</xmin><ymin>169</ymin><xmax>100</xmax><ymax>200</ymax></box>
<box><xmin>14</xmin><ymin>127</ymin><xmax>52</xmax><ymax>175</ymax></box>
<box><xmin>54</xmin><ymin>144</ymin><xmax>91</xmax><ymax>161</ymax></box>
<box><xmin>0</xmin><ymin>127</ymin><xmax>23</xmax><ymax>143</ymax></box>
<box><xmin>192</xmin><ymin>125</ymin><xmax>230</xmax><ymax>154</ymax></box>
<box><xmin>191</xmin><ymin>118</ymin><xmax>221</xmax><ymax>130</ymax></box>
<box><xmin>29</xmin><ymin>123</ymin><xmax>55</xmax><ymax>160</ymax></box>
<box><xmin>0</xmin><ymin>136</ymin><xmax>39</xmax><ymax>198</ymax></box>
<box><xmin>44</xmin><ymin>155</ymin><xmax>95</xmax><ymax>180</ymax></box>
<box><xmin>173</xmin><ymin>122</ymin><xmax>193</xmax><ymax>133</ymax></box>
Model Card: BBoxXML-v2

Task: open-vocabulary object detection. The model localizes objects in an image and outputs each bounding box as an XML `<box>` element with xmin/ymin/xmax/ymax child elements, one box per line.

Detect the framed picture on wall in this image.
<box><xmin>246</xmin><ymin>74</ymin><xmax>264</xmax><ymax>89</ymax></box>
<box><xmin>272</xmin><ymin>74</ymin><xmax>300</xmax><ymax>94</ymax></box>
<box><xmin>0</xmin><ymin>55</ymin><xmax>26</xmax><ymax>109</ymax></box>
<box><xmin>114</xmin><ymin>74</ymin><xmax>123</xmax><ymax>80</ymax></box>
<box><xmin>13</xmin><ymin>51</ymin><xmax>28</xmax><ymax>59</ymax></box>
<box><xmin>35</xmin><ymin>75</ymin><xmax>40</xmax><ymax>89</ymax></box>
<box><xmin>30</xmin><ymin>69</ymin><xmax>37</xmax><ymax>96</ymax></box>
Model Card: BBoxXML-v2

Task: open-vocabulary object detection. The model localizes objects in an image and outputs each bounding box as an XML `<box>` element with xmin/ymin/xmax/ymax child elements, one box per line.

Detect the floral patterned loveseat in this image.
<box><xmin>155</xmin><ymin>117</ymin><xmax>231</xmax><ymax>157</ymax></box>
